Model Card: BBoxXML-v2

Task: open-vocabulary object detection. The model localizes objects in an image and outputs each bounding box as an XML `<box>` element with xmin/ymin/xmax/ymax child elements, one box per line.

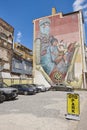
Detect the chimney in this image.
<box><xmin>52</xmin><ymin>8</ymin><xmax>56</xmax><ymax>15</ymax></box>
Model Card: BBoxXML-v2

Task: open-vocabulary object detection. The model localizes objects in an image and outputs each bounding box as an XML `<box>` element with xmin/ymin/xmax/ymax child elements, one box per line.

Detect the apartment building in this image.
<box><xmin>0</xmin><ymin>18</ymin><xmax>14</xmax><ymax>80</ymax></box>
<box><xmin>12</xmin><ymin>42</ymin><xmax>33</xmax><ymax>78</ymax></box>
<box><xmin>0</xmin><ymin>18</ymin><xmax>33</xmax><ymax>85</ymax></box>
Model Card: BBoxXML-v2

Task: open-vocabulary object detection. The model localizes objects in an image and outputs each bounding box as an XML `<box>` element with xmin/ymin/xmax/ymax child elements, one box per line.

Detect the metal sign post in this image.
<box><xmin>65</xmin><ymin>93</ymin><xmax>80</xmax><ymax>120</ymax></box>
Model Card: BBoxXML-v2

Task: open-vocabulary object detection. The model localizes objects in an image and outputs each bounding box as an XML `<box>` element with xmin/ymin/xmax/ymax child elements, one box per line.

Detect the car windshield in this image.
<box><xmin>21</xmin><ymin>84</ymin><xmax>30</xmax><ymax>88</ymax></box>
<box><xmin>24</xmin><ymin>84</ymin><xmax>33</xmax><ymax>87</ymax></box>
<box><xmin>0</xmin><ymin>83</ymin><xmax>8</xmax><ymax>88</ymax></box>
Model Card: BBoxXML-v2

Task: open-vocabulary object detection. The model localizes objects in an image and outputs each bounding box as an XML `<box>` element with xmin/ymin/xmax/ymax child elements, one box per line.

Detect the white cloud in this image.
<box><xmin>73</xmin><ymin>0</ymin><xmax>87</xmax><ymax>25</ymax></box>
<box><xmin>16</xmin><ymin>31</ymin><xmax>22</xmax><ymax>43</ymax></box>
<box><xmin>73</xmin><ymin>0</ymin><xmax>86</xmax><ymax>11</ymax></box>
<box><xmin>83</xmin><ymin>4</ymin><xmax>87</xmax><ymax>9</ymax></box>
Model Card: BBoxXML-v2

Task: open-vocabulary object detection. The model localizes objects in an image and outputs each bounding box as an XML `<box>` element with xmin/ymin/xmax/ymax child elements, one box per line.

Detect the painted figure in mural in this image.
<box><xmin>37</xmin><ymin>18</ymin><xmax>55</xmax><ymax>75</ymax></box>
<box><xmin>35</xmin><ymin>18</ymin><xmax>51</xmax><ymax>65</ymax></box>
<box><xmin>49</xmin><ymin>38</ymin><xmax>68</xmax><ymax>82</ymax></box>
<box><xmin>50</xmin><ymin>38</ymin><xmax>67</xmax><ymax>65</ymax></box>
<box><xmin>35</xmin><ymin>17</ymin><xmax>78</xmax><ymax>83</ymax></box>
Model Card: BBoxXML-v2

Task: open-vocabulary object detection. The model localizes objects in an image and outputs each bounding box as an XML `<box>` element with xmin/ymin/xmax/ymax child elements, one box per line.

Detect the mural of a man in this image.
<box><xmin>39</xmin><ymin>18</ymin><xmax>55</xmax><ymax>75</ymax></box>
<box><xmin>35</xmin><ymin>18</ymin><xmax>51</xmax><ymax>65</ymax></box>
<box><xmin>35</xmin><ymin>17</ymin><xmax>78</xmax><ymax>83</ymax></box>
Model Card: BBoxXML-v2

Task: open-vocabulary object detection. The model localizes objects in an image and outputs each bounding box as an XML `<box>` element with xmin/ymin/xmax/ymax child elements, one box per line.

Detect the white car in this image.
<box><xmin>36</xmin><ymin>84</ymin><xmax>46</xmax><ymax>92</ymax></box>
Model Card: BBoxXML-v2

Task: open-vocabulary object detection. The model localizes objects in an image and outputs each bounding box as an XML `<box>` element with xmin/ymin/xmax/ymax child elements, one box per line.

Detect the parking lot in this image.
<box><xmin>0</xmin><ymin>90</ymin><xmax>87</xmax><ymax>130</ymax></box>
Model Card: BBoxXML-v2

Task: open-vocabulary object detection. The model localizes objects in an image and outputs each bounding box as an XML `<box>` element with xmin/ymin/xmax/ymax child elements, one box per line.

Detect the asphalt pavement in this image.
<box><xmin>76</xmin><ymin>92</ymin><xmax>87</xmax><ymax>130</ymax></box>
<box><xmin>0</xmin><ymin>90</ymin><xmax>87</xmax><ymax>130</ymax></box>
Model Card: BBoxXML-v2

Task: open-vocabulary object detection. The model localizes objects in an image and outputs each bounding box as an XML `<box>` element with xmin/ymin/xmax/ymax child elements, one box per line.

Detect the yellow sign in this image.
<box><xmin>67</xmin><ymin>93</ymin><xmax>80</xmax><ymax>115</ymax></box>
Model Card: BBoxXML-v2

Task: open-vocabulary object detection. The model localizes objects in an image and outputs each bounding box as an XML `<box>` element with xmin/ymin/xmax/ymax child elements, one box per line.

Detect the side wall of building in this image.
<box><xmin>33</xmin><ymin>11</ymin><xmax>85</xmax><ymax>88</ymax></box>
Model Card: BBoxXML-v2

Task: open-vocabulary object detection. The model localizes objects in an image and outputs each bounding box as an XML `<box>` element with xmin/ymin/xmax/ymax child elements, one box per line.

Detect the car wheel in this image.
<box><xmin>0</xmin><ymin>95</ymin><xmax>5</xmax><ymax>103</ymax></box>
<box><xmin>38</xmin><ymin>89</ymin><xmax>41</xmax><ymax>93</ymax></box>
<box><xmin>33</xmin><ymin>91</ymin><xmax>36</xmax><ymax>95</ymax></box>
<box><xmin>52</xmin><ymin>88</ymin><xmax>56</xmax><ymax>91</ymax></box>
<box><xmin>24</xmin><ymin>91</ymin><xmax>28</xmax><ymax>95</ymax></box>
<box><xmin>0</xmin><ymin>99</ymin><xmax>3</xmax><ymax>103</ymax></box>
<box><xmin>67</xmin><ymin>88</ymin><xmax>72</xmax><ymax>92</ymax></box>
<box><xmin>11</xmin><ymin>97</ymin><xmax>17</xmax><ymax>100</ymax></box>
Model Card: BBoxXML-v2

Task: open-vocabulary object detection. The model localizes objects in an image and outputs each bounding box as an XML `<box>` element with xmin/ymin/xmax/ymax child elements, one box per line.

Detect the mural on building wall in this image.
<box><xmin>35</xmin><ymin>14</ymin><xmax>81</xmax><ymax>85</ymax></box>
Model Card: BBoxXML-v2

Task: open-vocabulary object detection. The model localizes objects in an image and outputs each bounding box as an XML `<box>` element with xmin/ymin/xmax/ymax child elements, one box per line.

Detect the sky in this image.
<box><xmin>0</xmin><ymin>0</ymin><xmax>87</xmax><ymax>50</ymax></box>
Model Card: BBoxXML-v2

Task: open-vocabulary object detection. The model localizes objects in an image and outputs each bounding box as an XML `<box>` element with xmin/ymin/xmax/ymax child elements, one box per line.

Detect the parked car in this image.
<box><xmin>35</xmin><ymin>84</ymin><xmax>46</xmax><ymax>92</ymax></box>
<box><xmin>50</xmin><ymin>83</ymin><xmax>74</xmax><ymax>92</ymax></box>
<box><xmin>25</xmin><ymin>84</ymin><xmax>39</xmax><ymax>93</ymax></box>
<box><xmin>0</xmin><ymin>90</ymin><xmax>5</xmax><ymax>103</ymax></box>
<box><xmin>0</xmin><ymin>82</ymin><xmax>18</xmax><ymax>100</ymax></box>
<box><xmin>10</xmin><ymin>84</ymin><xmax>36</xmax><ymax>95</ymax></box>
<box><xmin>30</xmin><ymin>84</ymin><xmax>42</xmax><ymax>93</ymax></box>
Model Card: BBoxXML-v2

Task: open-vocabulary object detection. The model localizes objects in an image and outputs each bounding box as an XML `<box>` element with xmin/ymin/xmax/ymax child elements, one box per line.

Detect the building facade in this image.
<box><xmin>12</xmin><ymin>42</ymin><xmax>33</xmax><ymax>78</ymax></box>
<box><xmin>0</xmin><ymin>18</ymin><xmax>14</xmax><ymax>80</ymax></box>
<box><xmin>33</xmin><ymin>9</ymin><xmax>86</xmax><ymax>89</ymax></box>
<box><xmin>0</xmin><ymin>19</ymin><xmax>33</xmax><ymax>85</ymax></box>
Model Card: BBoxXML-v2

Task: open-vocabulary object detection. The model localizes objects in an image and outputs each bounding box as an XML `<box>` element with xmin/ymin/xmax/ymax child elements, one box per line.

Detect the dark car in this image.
<box><xmin>25</xmin><ymin>84</ymin><xmax>39</xmax><ymax>93</ymax></box>
<box><xmin>30</xmin><ymin>84</ymin><xmax>42</xmax><ymax>93</ymax></box>
<box><xmin>0</xmin><ymin>90</ymin><xmax>5</xmax><ymax>103</ymax></box>
<box><xmin>10</xmin><ymin>84</ymin><xmax>36</xmax><ymax>95</ymax></box>
<box><xmin>0</xmin><ymin>82</ymin><xmax>18</xmax><ymax>100</ymax></box>
<box><xmin>50</xmin><ymin>83</ymin><xmax>74</xmax><ymax>92</ymax></box>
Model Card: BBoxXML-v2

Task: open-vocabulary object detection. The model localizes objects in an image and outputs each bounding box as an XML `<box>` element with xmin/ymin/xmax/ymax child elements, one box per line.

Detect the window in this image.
<box><xmin>15</xmin><ymin>62</ymin><xmax>20</xmax><ymax>69</ymax></box>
